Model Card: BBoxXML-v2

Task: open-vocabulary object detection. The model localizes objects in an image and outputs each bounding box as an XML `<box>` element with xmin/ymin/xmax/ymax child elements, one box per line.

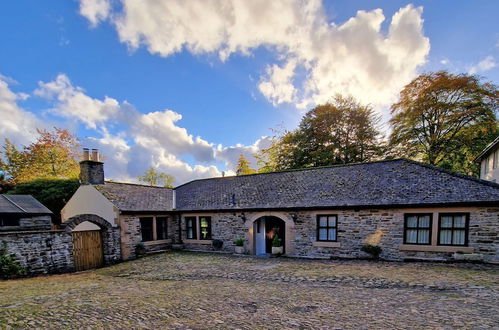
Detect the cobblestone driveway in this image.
<box><xmin>1</xmin><ymin>251</ymin><xmax>498</xmax><ymax>329</ymax></box>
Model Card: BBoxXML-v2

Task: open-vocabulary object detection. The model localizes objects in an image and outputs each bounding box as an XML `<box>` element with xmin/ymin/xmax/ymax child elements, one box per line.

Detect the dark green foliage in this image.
<box><xmin>272</xmin><ymin>235</ymin><xmax>281</xmax><ymax>247</ymax></box>
<box><xmin>212</xmin><ymin>239</ymin><xmax>223</xmax><ymax>250</ymax></box>
<box><xmin>0</xmin><ymin>243</ymin><xmax>27</xmax><ymax>279</ymax></box>
<box><xmin>7</xmin><ymin>179</ymin><xmax>79</xmax><ymax>225</ymax></box>
<box><xmin>234</xmin><ymin>238</ymin><xmax>245</xmax><ymax>247</ymax></box>
<box><xmin>361</xmin><ymin>244</ymin><xmax>382</xmax><ymax>258</ymax></box>
<box><xmin>135</xmin><ymin>243</ymin><xmax>146</xmax><ymax>257</ymax></box>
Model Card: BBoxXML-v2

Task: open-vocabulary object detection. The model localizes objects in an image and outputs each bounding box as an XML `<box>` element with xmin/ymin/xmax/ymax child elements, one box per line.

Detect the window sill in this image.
<box><xmin>313</xmin><ymin>241</ymin><xmax>341</xmax><ymax>248</ymax></box>
<box><xmin>144</xmin><ymin>239</ymin><xmax>172</xmax><ymax>246</ymax></box>
<box><xmin>400</xmin><ymin>245</ymin><xmax>474</xmax><ymax>253</ymax></box>
<box><xmin>184</xmin><ymin>239</ymin><xmax>212</xmax><ymax>245</ymax></box>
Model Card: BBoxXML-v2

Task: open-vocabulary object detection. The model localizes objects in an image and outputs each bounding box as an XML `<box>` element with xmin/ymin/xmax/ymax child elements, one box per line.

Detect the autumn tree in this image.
<box><xmin>258</xmin><ymin>96</ymin><xmax>384</xmax><ymax>171</ymax></box>
<box><xmin>138</xmin><ymin>167</ymin><xmax>175</xmax><ymax>188</ymax></box>
<box><xmin>236</xmin><ymin>154</ymin><xmax>256</xmax><ymax>175</ymax></box>
<box><xmin>389</xmin><ymin>71</ymin><xmax>498</xmax><ymax>175</ymax></box>
<box><xmin>0</xmin><ymin>128</ymin><xmax>80</xmax><ymax>183</ymax></box>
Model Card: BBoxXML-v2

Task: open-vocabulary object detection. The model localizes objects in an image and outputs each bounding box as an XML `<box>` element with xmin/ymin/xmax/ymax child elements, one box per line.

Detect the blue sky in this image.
<box><xmin>1</xmin><ymin>1</ymin><xmax>498</xmax><ymax>184</ymax></box>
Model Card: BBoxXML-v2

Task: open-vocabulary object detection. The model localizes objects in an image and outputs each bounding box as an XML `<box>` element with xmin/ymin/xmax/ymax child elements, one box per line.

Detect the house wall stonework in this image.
<box><xmin>179</xmin><ymin>207</ymin><xmax>499</xmax><ymax>262</ymax></box>
<box><xmin>0</xmin><ymin>215</ymin><xmax>52</xmax><ymax>232</ymax></box>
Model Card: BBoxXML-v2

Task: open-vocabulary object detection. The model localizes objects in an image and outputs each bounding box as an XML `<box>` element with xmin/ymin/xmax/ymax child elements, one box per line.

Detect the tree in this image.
<box><xmin>236</xmin><ymin>154</ymin><xmax>256</xmax><ymax>175</ymax></box>
<box><xmin>389</xmin><ymin>71</ymin><xmax>498</xmax><ymax>175</ymax></box>
<box><xmin>258</xmin><ymin>96</ymin><xmax>384</xmax><ymax>172</ymax></box>
<box><xmin>0</xmin><ymin>128</ymin><xmax>80</xmax><ymax>183</ymax></box>
<box><xmin>138</xmin><ymin>167</ymin><xmax>175</xmax><ymax>188</ymax></box>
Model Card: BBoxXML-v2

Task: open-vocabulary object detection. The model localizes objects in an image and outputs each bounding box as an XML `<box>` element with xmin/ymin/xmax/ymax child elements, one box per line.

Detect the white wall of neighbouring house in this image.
<box><xmin>481</xmin><ymin>147</ymin><xmax>499</xmax><ymax>183</ymax></box>
<box><xmin>61</xmin><ymin>185</ymin><xmax>119</xmax><ymax>227</ymax></box>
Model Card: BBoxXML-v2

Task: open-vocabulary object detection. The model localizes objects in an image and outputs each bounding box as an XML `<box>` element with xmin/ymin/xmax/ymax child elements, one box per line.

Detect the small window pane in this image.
<box><xmin>440</xmin><ymin>216</ymin><xmax>453</xmax><ymax>228</ymax></box>
<box><xmin>139</xmin><ymin>217</ymin><xmax>154</xmax><ymax>242</ymax></box>
<box><xmin>406</xmin><ymin>230</ymin><xmax>418</xmax><ymax>244</ymax></box>
<box><xmin>199</xmin><ymin>216</ymin><xmax>211</xmax><ymax>240</ymax></box>
<box><xmin>319</xmin><ymin>228</ymin><xmax>327</xmax><ymax>240</ymax></box>
<box><xmin>328</xmin><ymin>228</ymin><xmax>336</xmax><ymax>241</ymax></box>
<box><xmin>440</xmin><ymin>229</ymin><xmax>452</xmax><ymax>245</ymax></box>
<box><xmin>453</xmin><ymin>230</ymin><xmax>465</xmax><ymax>245</ymax></box>
<box><xmin>418</xmin><ymin>216</ymin><xmax>430</xmax><ymax>228</ymax></box>
<box><xmin>453</xmin><ymin>216</ymin><xmax>466</xmax><ymax>228</ymax></box>
<box><xmin>418</xmin><ymin>229</ymin><xmax>430</xmax><ymax>244</ymax></box>
<box><xmin>406</xmin><ymin>216</ymin><xmax>417</xmax><ymax>227</ymax></box>
<box><xmin>319</xmin><ymin>216</ymin><xmax>327</xmax><ymax>227</ymax></box>
<box><xmin>328</xmin><ymin>217</ymin><xmax>336</xmax><ymax>227</ymax></box>
<box><xmin>156</xmin><ymin>217</ymin><xmax>168</xmax><ymax>240</ymax></box>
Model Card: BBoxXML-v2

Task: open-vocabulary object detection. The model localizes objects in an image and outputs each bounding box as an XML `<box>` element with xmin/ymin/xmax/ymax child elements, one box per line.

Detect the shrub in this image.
<box><xmin>234</xmin><ymin>238</ymin><xmax>245</xmax><ymax>247</ymax></box>
<box><xmin>361</xmin><ymin>244</ymin><xmax>382</xmax><ymax>258</ymax></box>
<box><xmin>0</xmin><ymin>243</ymin><xmax>26</xmax><ymax>279</ymax></box>
<box><xmin>212</xmin><ymin>239</ymin><xmax>223</xmax><ymax>250</ymax></box>
<box><xmin>135</xmin><ymin>243</ymin><xmax>146</xmax><ymax>256</ymax></box>
<box><xmin>272</xmin><ymin>235</ymin><xmax>281</xmax><ymax>247</ymax></box>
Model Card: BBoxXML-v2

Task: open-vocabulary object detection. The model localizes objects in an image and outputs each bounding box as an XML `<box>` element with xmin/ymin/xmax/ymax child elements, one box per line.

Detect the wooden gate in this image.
<box><xmin>72</xmin><ymin>230</ymin><xmax>104</xmax><ymax>271</ymax></box>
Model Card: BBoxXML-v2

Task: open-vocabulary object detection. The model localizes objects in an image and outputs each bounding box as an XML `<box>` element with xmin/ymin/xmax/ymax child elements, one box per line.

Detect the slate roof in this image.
<box><xmin>94</xmin><ymin>181</ymin><xmax>173</xmax><ymax>212</ymax></box>
<box><xmin>0</xmin><ymin>195</ymin><xmax>52</xmax><ymax>214</ymax></box>
<box><xmin>175</xmin><ymin>159</ymin><xmax>499</xmax><ymax>211</ymax></box>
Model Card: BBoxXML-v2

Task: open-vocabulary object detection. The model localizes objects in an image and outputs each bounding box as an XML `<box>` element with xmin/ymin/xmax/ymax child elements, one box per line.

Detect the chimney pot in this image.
<box><xmin>91</xmin><ymin>149</ymin><xmax>99</xmax><ymax>162</ymax></box>
<box><xmin>82</xmin><ymin>148</ymin><xmax>90</xmax><ymax>161</ymax></box>
<box><xmin>80</xmin><ymin>148</ymin><xmax>104</xmax><ymax>185</ymax></box>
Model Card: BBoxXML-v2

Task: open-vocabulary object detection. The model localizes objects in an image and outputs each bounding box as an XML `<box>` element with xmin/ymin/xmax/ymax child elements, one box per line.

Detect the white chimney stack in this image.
<box><xmin>82</xmin><ymin>148</ymin><xmax>90</xmax><ymax>161</ymax></box>
<box><xmin>91</xmin><ymin>149</ymin><xmax>99</xmax><ymax>162</ymax></box>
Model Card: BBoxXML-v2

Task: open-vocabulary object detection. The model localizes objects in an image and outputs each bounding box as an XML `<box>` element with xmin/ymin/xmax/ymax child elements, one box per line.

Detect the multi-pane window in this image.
<box><xmin>186</xmin><ymin>217</ymin><xmax>197</xmax><ymax>239</ymax></box>
<box><xmin>404</xmin><ymin>214</ymin><xmax>432</xmax><ymax>245</ymax></box>
<box><xmin>139</xmin><ymin>217</ymin><xmax>154</xmax><ymax>242</ymax></box>
<box><xmin>0</xmin><ymin>215</ymin><xmax>20</xmax><ymax>227</ymax></box>
<box><xmin>316</xmin><ymin>215</ymin><xmax>338</xmax><ymax>242</ymax></box>
<box><xmin>438</xmin><ymin>214</ymin><xmax>469</xmax><ymax>246</ymax></box>
<box><xmin>199</xmin><ymin>216</ymin><xmax>212</xmax><ymax>240</ymax></box>
<box><xmin>156</xmin><ymin>217</ymin><xmax>168</xmax><ymax>240</ymax></box>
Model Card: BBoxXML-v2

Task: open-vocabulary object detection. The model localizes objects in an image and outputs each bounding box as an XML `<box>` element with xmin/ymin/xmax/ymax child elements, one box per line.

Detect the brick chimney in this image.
<box><xmin>79</xmin><ymin>148</ymin><xmax>104</xmax><ymax>185</ymax></box>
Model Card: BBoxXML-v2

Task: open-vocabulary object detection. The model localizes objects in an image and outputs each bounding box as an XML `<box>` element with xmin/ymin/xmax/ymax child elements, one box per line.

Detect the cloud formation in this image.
<box><xmin>78</xmin><ymin>0</ymin><xmax>430</xmax><ymax>110</ymax></box>
<box><xmin>469</xmin><ymin>55</ymin><xmax>497</xmax><ymax>75</ymax></box>
<box><xmin>78</xmin><ymin>0</ymin><xmax>111</xmax><ymax>27</ymax></box>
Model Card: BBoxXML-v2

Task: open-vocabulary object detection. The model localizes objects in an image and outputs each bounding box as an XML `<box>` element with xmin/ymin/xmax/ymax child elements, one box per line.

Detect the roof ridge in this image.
<box><xmin>174</xmin><ymin>158</ymin><xmax>406</xmax><ymax>189</ymax></box>
<box><xmin>403</xmin><ymin>158</ymin><xmax>499</xmax><ymax>189</ymax></box>
<box><xmin>2</xmin><ymin>194</ymin><xmax>28</xmax><ymax>213</ymax></box>
<box><xmin>103</xmin><ymin>181</ymin><xmax>173</xmax><ymax>189</ymax></box>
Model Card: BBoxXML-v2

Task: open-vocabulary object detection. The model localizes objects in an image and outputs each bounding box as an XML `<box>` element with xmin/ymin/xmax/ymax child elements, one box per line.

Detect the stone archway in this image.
<box><xmin>64</xmin><ymin>214</ymin><xmax>121</xmax><ymax>268</ymax></box>
<box><xmin>245</xmin><ymin>212</ymin><xmax>295</xmax><ymax>256</ymax></box>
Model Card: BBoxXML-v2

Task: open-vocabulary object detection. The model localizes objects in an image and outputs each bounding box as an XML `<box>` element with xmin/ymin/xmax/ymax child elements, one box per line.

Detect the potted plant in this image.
<box><xmin>271</xmin><ymin>235</ymin><xmax>283</xmax><ymax>255</ymax></box>
<box><xmin>234</xmin><ymin>238</ymin><xmax>245</xmax><ymax>254</ymax></box>
<box><xmin>361</xmin><ymin>244</ymin><xmax>382</xmax><ymax>260</ymax></box>
<box><xmin>135</xmin><ymin>242</ymin><xmax>146</xmax><ymax>257</ymax></box>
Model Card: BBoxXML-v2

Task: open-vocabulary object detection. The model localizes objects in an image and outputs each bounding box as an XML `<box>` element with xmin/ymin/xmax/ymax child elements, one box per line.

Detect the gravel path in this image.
<box><xmin>0</xmin><ymin>251</ymin><xmax>498</xmax><ymax>329</ymax></box>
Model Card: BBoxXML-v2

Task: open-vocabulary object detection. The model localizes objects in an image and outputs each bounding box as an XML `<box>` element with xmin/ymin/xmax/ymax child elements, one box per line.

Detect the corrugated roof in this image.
<box><xmin>0</xmin><ymin>195</ymin><xmax>52</xmax><ymax>214</ymax></box>
<box><xmin>175</xmin><ymin>159</ymin><xmax>499</xmax><ymax>211</ymax></box>
<box><xmin>94</xmin><ymin>181</ymin><xmax>174</xmax><ymax>212</ymax></box>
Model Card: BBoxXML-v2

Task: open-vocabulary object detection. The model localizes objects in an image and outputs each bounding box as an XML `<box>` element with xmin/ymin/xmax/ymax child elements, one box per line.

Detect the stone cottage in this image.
<box><xmin>63</xmin><ymin>150</ymin><xmax>499</xmax><ymax>266</ymax></box>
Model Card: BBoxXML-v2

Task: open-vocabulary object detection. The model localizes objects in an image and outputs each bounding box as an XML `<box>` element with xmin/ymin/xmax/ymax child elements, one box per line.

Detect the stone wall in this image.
<box><xmin>0</xmin><ymin>215</ymin><xmax>52</xmax><ymax>232</ymax></box>
<box><xmin>0</xmin><ymin>230</ymin><xmax>74</xmax><ymax>275</ymax></box>
<box><xmin>179</xmin><ymin>206</ymin><xmax>499</xmax><ymax>263</ymax></box>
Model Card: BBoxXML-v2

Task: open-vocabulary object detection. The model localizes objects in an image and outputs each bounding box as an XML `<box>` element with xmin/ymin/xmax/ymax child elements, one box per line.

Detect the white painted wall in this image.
<box><xmin>61</xmin><ymin>185</ymin><xmax>118</xmax><ymax>227</ymax></box>
<box><xmin>480</xmin><ymin>147</ymin><xmax>499</xmax><ymax>183</ymax></box>
<box><xmin>72</xmin><ymin>221</ymin><xmax>101</xmax><ymax>231</ymax></box>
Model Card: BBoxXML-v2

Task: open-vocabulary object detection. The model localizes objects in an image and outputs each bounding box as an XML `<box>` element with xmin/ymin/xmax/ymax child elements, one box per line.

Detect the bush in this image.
<box><xmin>361</xmin><ymin>244</ymin><xmax>382</xmax><ymax>258</ymax></box>
<box><xmin>272</xmin><ymin>235</ymin><xmax>281</xmax><ymax>247</ymax></box>
<box><xmin>0</xmin><ymin>243</ymin><xmax>26</xmax><ymax>279</ymax></box>
<box><xmin>212</xmin><ymin>239</ymin><xmax>223</xmax><ymax>250</ymax></box>
<box><xmin>234</xmin><ymin>238</ymin><xmax>245</xmax><ymax>247</ymax></box>
<box><xmin>135</xmin><ymin>242</ymin><xmax>146</xmax><ymax>257</ymax></box>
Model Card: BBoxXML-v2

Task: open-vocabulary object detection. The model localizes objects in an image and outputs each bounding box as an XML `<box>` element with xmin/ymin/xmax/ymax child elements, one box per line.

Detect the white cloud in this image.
<box><xmin>468</xmin><ymin>55</ymin><xmax>497</xmax><ymax>74</ymax></box>
<box><xmin>215</xmin><ymin>136</ymin><xmax>272</xmax><ymax>171</ymax></box>
<box><xmin>440</xmin><ymin>58</ymin><xmax>449</xmax><ymax>65</ymax></box>
<box><xmin>0</xmin><ymin>75</ymin><xmax>44</xmax><ymax>147</ymax></box>
<box><xmin>79</xmin><ymin>0</ymin><xmax>111</xmax><ymax>27</ymax></box>
<box><xmin>78</xmin><ymin>1</ymin><xmax>429</xmax><ymax>110</ymax></box>
<box><xmin>32</xmin><ymin>74</ymin><xmax>269</xmax><ymax>184</ymax></box>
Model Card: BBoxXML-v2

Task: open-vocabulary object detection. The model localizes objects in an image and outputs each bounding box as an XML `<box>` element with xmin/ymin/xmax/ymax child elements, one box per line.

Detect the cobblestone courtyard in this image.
<box><xmin>1</xmin><ymin>252</ymin><xmax>498</xmax><ymax>329</ymax></box>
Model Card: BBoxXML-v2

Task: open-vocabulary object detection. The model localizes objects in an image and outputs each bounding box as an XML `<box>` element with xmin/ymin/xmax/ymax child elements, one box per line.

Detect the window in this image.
<box><xmin>404</xmin><ymin>214</ymin><xmax>432</xmax><ymax>245</ymax></box>
<box><xmin>156</xmin><ymin>217</ymin><xmax>168</xmax><ymax>240</ymax></box>
<box><xmin>186</xmin><ymin>217</ymin><xmax>197</xmax><ymax>239</ymax></box>
<box><xmin>0</xmin><ymin>215</ymin><xmax>20</xmax><ymax>227</ymax></box>
<box><xmin>316</xmin><ymin>215</ymin><xmax>338</xmax><ymax>242</ymax></box>
<box><xmin>438</xmin><ymin>213</ymin><xmax>469</xmax><ymax>246</ymax></box>
<box><xmin>140</xmin><ymin>217</ymin><xmax>154</xmax><ymax>242</ymax></box>
<box><xmin>199</xmin><ymin>216</ymin><xmax>212</xmax><ymax>240</ymax></box>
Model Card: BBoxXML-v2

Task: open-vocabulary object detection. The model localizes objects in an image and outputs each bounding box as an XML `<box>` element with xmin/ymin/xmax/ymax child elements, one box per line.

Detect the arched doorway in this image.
<box><xmin>253</xmin><ymin>216</ymin><xmax>286</xmax><ymax>255</ymax></box>
<box><xmin>64</xmin><ymin>214</ymin><xmax>120</xmax><ymax>271</ymax></box>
